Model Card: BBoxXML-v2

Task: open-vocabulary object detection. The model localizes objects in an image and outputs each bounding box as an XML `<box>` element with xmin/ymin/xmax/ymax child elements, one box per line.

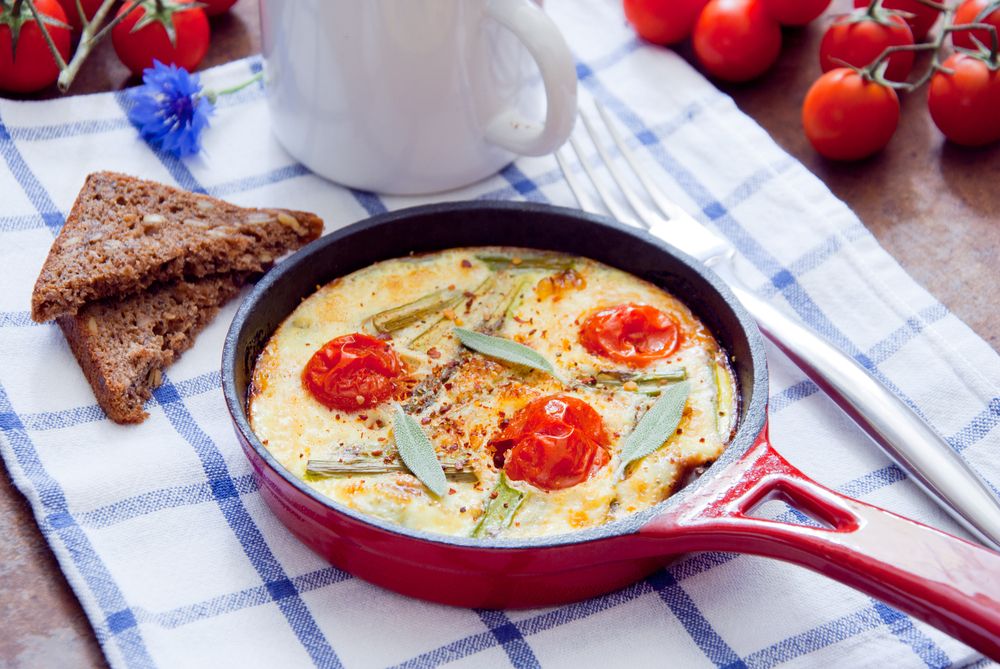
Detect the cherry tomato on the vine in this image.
<box><xmin>927</xmin><ymin>53</ymin><xmax>1000</xmax><ymax>146</ymax></box>
<box><xmin>624</xmin><ymin>0</ymin><xmax>709</xmax><ymax>45</ymax></box>
<box><xmin>301</xmin><ymin>333</ymin><xmax>403</xmax><ymax>411</ymax></box>
<box><xmin>0</xmin><ymin>0</ymin><xmax>71</xmax><ymax>93</ymax></box>
<box><xmin>852</xmin><ymin>0</ymin><xmax>941</xmax><ymax>42</ymax></box>
<box><xmin>952</xmin><ymin>0</ymin><xmax>1000</xmax><ymax>51</ymax></box>
<box><xmin>56</xmin><ymin>0</ymin><xmax>102</xmax><ymax>33</ymax></box>
<box><xmin>489</xmin><ymin>395</ymin><xmax>610</xmax><ymax>491</ymax></box>
<box><xmin>803</xmin><ymin>68</ymin><xmax>900</xmax><ymax>161</ymax></box>
<box><xmin>760</xmin><ymin>0</ymin><xmax>831</xmax><ymax>26</ymax></box>
<box><xmin>820</xmin><ymin>13</ymin><xmax>915</xmax><ymax>82</ymax></box>
<box><xmin>112</xmin><ymin>0</ymin><xmax>210</xmax><ymax>75</ymax></box>
<box><xmin>200</xmin><ymin>0</ymin><xmax>239</xmax><ymax>17</ymax></box>
<box><xmin>692</xmin><ymin>0</ymin><xmax>782</xmax><ymax>82</ymax></box>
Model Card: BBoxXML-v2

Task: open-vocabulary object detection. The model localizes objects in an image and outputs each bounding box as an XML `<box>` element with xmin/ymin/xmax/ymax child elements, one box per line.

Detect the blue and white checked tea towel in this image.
<box><xmin>2</xmin><ymin>1</ymin><xmax>999</xmax><ymax>667</ymax></box>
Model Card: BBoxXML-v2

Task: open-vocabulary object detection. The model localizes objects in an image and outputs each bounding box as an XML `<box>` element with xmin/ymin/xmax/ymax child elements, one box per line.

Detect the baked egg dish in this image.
<box><xmin>248</xmin><ymin>247</ymin><xmax>737</xmax><ymax>539</ymax></box>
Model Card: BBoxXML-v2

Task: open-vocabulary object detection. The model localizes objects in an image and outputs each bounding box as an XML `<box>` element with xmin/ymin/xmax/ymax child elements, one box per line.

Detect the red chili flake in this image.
<box><xmin>461</xmin><ymin>259</ymin><xmax>472</xmax><ymax>268</ymax></box>
<box><xmin>421</xmin><ymin>417</ymin><xmax>432</xmax><ymax>425</ymax></box>
<box><xmin>459</xmin><ymin>506</ymin><xmax>467</xmax><ymax>513</ymax></box>
<box><xmin>358</xmin><ymin>414</ymin><xmax>368</xmax><ymax>421</ymax></box>
<box><xmin>448</xmin><ymin>488</ymin><xmax>457</xmax><ymax>495</ymax></box>
<box><xmin>490</xmin><ymin>491</ymin><xmax>499</xmax><ymax>499</ymax></box>
<box><xmin>444</xmin><ymin>382</ymin><xmax>453</xmax><ymax>391</ymax></box>
<box><xmin>513</xmin><ymin>315</ymin><xmax>530</xmax><ymax>324</ymax></box>
<box><xmin>427</xmin><ymin>347</ymin><xmax>442</xmax><ymax>359</ymax></box>
<box><xmin>448</xmin><ymin>284</ymin><xmax>456</xmax><ymax>290</ymax></box>
<box><xmin>699</xmin><ymin>438</ymin><xmax>705</xmax><ymax>444</ymax></box>
<box><xmin>371</xmin><ymin>450</ymin><xmax>383</xmax><ymax>456</ymax></box>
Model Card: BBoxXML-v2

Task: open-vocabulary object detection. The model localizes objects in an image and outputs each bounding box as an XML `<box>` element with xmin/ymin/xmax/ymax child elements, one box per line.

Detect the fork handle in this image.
<box><xmin>716</xmin><ymin>267</ymin><xmax>1000</xmax><ymax>551</ymax></box>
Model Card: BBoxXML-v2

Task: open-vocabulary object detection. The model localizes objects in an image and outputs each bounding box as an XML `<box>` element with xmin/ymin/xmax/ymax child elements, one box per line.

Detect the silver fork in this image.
<box><xmin>558</xmin><ymin>103</ymin><xmax>1000</xmax><ymax>550</ymax></box>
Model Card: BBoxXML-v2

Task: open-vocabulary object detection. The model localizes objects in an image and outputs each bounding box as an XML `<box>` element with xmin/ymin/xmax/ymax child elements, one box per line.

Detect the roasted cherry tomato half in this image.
<box><xmin>852</xmin><ymin>0</ymin><xmax>940</xmax><ymax>42</ymax></box>
<box><xmin>302</xmin><ymin>333</ymin><xmax>402</xmax><ymax>411</ymax></box>
<box><xmin>952</xmin><ymin>0</ymin><xmax>1000</xmax><ymax>51</ymax></box>
<box><xmin>580</xmin><ymin>303</ymin><xmax>681</xmax><ymax>367</ymax></box>
<box><xmin>927</xmin><ymin>53</ymin><xmax>1000</xmax><ymax>147</ymax></box>
<box><xmin>490</xmin><ymin>395</ymin><xmax>610</xmax><ymax>491</ymax></box>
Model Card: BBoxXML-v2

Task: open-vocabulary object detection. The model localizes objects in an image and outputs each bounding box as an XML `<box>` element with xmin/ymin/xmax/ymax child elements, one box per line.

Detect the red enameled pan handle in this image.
<box><xmin>641</xmin><ymin>426</ymin><xmax>1000</xmax><ymax>660</ymax></box>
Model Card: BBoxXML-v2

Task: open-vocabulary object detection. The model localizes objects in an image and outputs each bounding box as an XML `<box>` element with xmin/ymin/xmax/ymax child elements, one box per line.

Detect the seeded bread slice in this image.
<box><xmin>32</xmin><ymin>171</ymin><xmax>323</xmax><ymax>322</ymax></box>
<box><xmin>57</xmin><ymin>274</ymin><xmax>248</xmax><ymax>424</ymax></box>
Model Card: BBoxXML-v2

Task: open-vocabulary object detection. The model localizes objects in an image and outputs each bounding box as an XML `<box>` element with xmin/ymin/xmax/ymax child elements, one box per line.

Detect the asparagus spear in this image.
<box><xmin>472</xmin><ymin>472</ymin><xmax>526</xmax><ymax>538</ymax></box>
<box><xmin>306</xmin><ymin>457</ymin><xmax>478</xmax><ymax>482</ymax></box>
<box><xmin>476</xmin><ymin>253</ymin><xmax>574</xmax><ymax>272</ymax></box>
<box><xmin>409</xmin><ymin>275</ymin><xmax>496</xmax><ymax>350</ymax></box>
<box><xmin>367</xmin><ymin>288</ymin><xmax>465</xmax><ymax>334</ymax></box>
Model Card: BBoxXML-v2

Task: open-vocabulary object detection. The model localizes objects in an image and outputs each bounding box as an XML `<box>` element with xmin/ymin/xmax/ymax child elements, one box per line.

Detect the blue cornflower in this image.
<box><xmin>127</xmin><ymin>60</ymin><xmax>214</xmax><ymax>158</ymax></box>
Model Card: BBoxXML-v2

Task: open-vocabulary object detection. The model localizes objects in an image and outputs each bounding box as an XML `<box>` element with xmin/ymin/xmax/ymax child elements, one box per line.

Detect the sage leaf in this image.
<box><xmin>616</xmin><ymin>381</ymin><xmax>690</xmax><ymax>478</ymax></box>
<box><xmin>472</xmin><ymin>472</ymin><xmax>526</xmax><ymax>538</ymax></box>
<box><xmin>392</xmin><ymin>404</ymin><xmax>448</xmax><ymax>497</ymax></box>
<box><xmin>454</xmin><ymin>327</ymin><xmax>556</xmax><ymax>377</ymax></box>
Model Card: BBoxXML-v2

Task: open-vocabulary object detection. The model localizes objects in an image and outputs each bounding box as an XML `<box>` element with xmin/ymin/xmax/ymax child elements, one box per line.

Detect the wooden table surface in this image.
<box><xmin>1</xmin><ymin>1</ymin><xmax>997</xmax><ymax>667</ymax></box>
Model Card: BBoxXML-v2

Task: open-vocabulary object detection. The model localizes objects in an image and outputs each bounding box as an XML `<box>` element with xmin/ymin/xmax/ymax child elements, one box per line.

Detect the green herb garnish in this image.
<box><xmin>369</xmin><ymin>287</ymin><xmax>463</xmax><ymax>333</ymax></box>
<box><xmin>476</xmin><ymin>253</ymin><xmax>574</xmax><ymax>272</ymax></box>
<box><xmin>454</xmin><ymin>327</ymin><xmax>556</xmax><ymax>377</ymax></box>
<box><xmin>472</xmin><ymin>472</ymin><xmax>526</xmax><ymax>538</ymax></box>
<box><xmin>616</xmin><ymin>381</ymin><xmax>690</xmax><ymax>478</ymax></box>
<box><xmin>392</xmin><ymin>404</ymin><xmax>448</xmax><ymax>497</ymax></box>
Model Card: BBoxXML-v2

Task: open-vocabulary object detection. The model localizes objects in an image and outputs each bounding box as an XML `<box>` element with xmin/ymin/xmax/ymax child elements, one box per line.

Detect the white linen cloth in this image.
<box><xmin>1</xmin><ymin>1</ymin><xmax>999</xmax><ymax>667</ymax></box>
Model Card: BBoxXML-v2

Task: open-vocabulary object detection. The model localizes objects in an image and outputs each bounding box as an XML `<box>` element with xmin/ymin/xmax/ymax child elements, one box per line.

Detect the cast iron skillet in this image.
<box><xmin>222</xmin><ymin>202</ymin><xmax>1000</xmax><ymax>659</ymax></box>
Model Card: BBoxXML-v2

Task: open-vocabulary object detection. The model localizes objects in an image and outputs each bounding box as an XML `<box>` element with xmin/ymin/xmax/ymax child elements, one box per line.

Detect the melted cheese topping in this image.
<box><xmin>248</xmin><ymin>247</ymin><xmax>737</xmax><ymax>538</ymax></box>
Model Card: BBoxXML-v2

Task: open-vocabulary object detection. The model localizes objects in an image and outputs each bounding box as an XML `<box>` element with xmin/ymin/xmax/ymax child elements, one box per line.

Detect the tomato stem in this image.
<box><xmin>909</xmin><ymin>0</ymin><xmax>950</xmax><ymax>11</ymax></box>
<box><xmin>56</xmin><ymin>0</ymin><xmax>124</xmax><ymax>92</ymax></box>
<box><xmin>23</xmin><ymin>0</ymin><xmax>68</xmax><ymax>70</ymax></box>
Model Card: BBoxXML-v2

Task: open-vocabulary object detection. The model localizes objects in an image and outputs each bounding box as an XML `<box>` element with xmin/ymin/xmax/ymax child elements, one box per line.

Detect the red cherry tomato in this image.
<box><xmin>927</xmin><ymin>53</ymin><xmax>1000</xmax><ymax>146</ymax></box>
<box><xmin>490</xmin><ymin>395</ymin><xmax>610</xmax><ymax>491</ymax></box>
<box><xmin>580</xmin><ymin>303</ymin><xmax>681</xmax><ymax>367</ymax></box>
<box><xmin>199</xmin><ymin>0</ymin><xmax>238</xmax><ymax>17</ymax></box>
<box><xmin>623</xmin><ymin>0</ymin><xmax>709</xmax><ymax>45</ymax></box>
<box><xmin>852</xmin><ymin>0</ymin><xmax>940</xmax><ymax>41</ymax></box>
<box><xmin>302</xmin><ymin>333</ymin><xmax>403</xmax><ymax>412</ymax></box>
<box><xmin>760</xmin><ymin>0</ymin><xmax>831</xmax><ymax>26</ymax></box>
<box><xmin>692</xmin><ymin>0</ymin><xmax>783</xmax><ymax>82</ymax></box>
<box><xmin>56</xmin><ymin>0</ymin><xmax>102</xmax><ymax>33</ymax></box>
<box><xmin>820</xmin><ymin>13</ymin><xmax>915</xmax><ymax>82</ymax></box>
<box><xmin>112</xmin><ymin>0</ymin><xmax>210</xmax><ymax>75</ymax></box>
<box><xmin>0</xmin><ymin>0</ymin><xmax>71</xmax><ymax>93</ymax></box>
<box><xmin>952</xmin><ymin>0</ymin><xmax>1000</xmax><ymax>51</ymax></box>
<box><xmin>803</xmin><ymin>68</ymin><xmax>900</xmax><ymax>161</ymax></box>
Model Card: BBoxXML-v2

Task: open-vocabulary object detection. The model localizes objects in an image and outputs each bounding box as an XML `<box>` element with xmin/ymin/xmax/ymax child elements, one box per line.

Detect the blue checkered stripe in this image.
<box><xmin>1</xmin><ymin>7</ymin><xmax>998</xmax><ymax>668</ymax></box>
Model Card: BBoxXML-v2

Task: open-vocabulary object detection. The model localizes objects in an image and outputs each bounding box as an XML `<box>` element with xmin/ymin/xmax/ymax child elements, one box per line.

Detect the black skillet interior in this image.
<box><xmin>223</xmin><ymin>201</ymin><xmax>770</xmax><ymax>547</ymax></box>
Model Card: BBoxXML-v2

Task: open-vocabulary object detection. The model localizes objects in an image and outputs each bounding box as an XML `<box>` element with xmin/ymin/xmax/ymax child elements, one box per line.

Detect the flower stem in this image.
<box><xmin>56</xmin><ymin>0</ymin><xmax>125</xmax><ymax>92</ymax></box>
<box><xmin>203</xmin><ymin>71</ymin><xmax>264</xmax><ymax>102</ymax></box>
<box><xmin>24</xmin><ymin>0</ymin><xmax>68</xmax><ymax>70</ymax></box>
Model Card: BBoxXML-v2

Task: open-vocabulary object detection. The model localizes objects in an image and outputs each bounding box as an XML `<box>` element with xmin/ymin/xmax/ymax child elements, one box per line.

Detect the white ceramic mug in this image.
<box><xmin>260</xmin><ymin>0</ymin><xmax>578</xmax><ymax>195</ymax></box>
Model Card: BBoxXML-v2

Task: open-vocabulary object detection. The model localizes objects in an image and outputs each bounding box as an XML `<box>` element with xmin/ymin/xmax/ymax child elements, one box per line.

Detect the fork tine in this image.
<box><xmin>594</xmin><ymin>101</ymin><xmax>692</xmax><ymax>223</ymax></box>
<box><xmin>578</xmin><ymin>110</ymin><xmax>661</xmax><ymax>231</ymax></box>
<box><xmin>565</xmin><ymin>134</ymin><xmax>636</xmax><ymax>225</ymax></box>
<box><xmin>555</xmin><ymin>148</ymin><xmax>601</xmax><ymax>213</ymax></box>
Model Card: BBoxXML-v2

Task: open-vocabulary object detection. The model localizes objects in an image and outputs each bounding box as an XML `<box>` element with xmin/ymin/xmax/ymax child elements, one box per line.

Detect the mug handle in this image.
<box><xmin>641</xmin><ymin>427</ymin><xmax>1000</xmax><ymax>660</ymax></box>
<box><xmin>483</xmin><ymin>0</ymin><xmax>578</xmax><ymax>156</ymax></box>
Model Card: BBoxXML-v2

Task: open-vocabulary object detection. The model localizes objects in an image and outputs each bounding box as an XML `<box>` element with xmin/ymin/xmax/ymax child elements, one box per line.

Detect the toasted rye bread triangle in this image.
<box><xmin>31</xmin><ymin>171</ymin><xmax>323</xmax><ymax>322</ymax></box>
<box><xmin>58</xmin><ymin>274</ymin><xmax>249</xmax><ymax>424</ymax></box>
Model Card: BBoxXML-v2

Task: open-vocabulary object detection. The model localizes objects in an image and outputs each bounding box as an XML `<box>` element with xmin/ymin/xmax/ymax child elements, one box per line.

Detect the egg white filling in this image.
<box><xmin>248</xmin><ymin>247</ymin><xmax>737</xmax><ymax>538</ymax></box>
